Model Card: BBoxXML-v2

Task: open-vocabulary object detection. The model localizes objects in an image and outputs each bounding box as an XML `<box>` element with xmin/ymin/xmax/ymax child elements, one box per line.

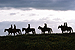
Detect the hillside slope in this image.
<box><xmin>0</xmin><ymin>33</ymin><xmax>75</xmax><ymax>50</ymax></box>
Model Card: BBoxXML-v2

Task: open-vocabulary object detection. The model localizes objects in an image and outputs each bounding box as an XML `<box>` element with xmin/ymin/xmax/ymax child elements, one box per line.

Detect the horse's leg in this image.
<box><xmin>14</xmin><ymin>33</ymin><xmax>15</xmax><ymax>36</ymax></box>
<box><xmin>11</xmin><ymin>33</ymin><xmax>12</xmax><ymax>35</ymax></box>
<box><xmin>20</xmin><ymin>31</ymin><xmax>22</xmax><ymax>35</ymax></box>
<box><xmin>70</xmin><ymin>29</ymin><xmax>73</xmax><ymax>33</ymax></box>
<box><xmin>9</xmin><ymin>33</ymin><xmax>11</xmax><ymax>36</ymax></box>
<box><xmin>18</xmin><ymin>31</ymin><xmax>20</xmax><ymax>35</ymax></box>
<box><xmin>69</xmin><ymin>30</ymin><xmax>70</xmax><ymax>33</ymax></box>
<box><xmin>69</xmin><ymin>30</ymin><xmax>71</xmax><ymax>33</ymax></box>
<box><xmin>28</xmin><ymin>32</ymin><xmax>29</xmax><ymax>34</ymax></box>
<box><xmin>26</xmin><ymin>32</ymin><xmax>28</xmax><ymax>34</ymax></box>
<box><xmin>33</xmin><ymin>29</ymin><xmax>36</xmax><ymax>34</ymax></box>
<box><xmin>48</xmin><ymin>31</ymin><xmax>49</xmax><ymax>34</ymax></box>
<box><xmin>8</xmin><ymin>33</ymin><xmax>10</xmax><ymax>35</ymax></box>
<box><xmin>16</xmin><ymin>32</ymin><xmax>18</xmax><ymax>35</ymax></box>
<box><xmin>32</xmin><ymin>31</ymin><xmax>35</xmax><ymax>35</ymax></box>
<box><xmin>48</xmin><ymin>30</ymin><xmax>50</xmax><ymax>34</ymax></box>
<box><xmin>44</xmin><ymin>31</ymin><xmax>45</xmax><ymax>34</ymax></box>
<box><xmin>67</xmin><ymin>30</ymin><xmax>68</xmax><ymax>33</ymax></box>
<box><xmin>33</xmin><ymin>31</ymin><xmax>36</xmax><ymax>35</ymax></box>
<box><xmin>25</xmin><ymin>33</ymin><xmax>26</xmax><ymax>35</ymax></box>
<box><xmin>32</xmin><ymin>31</ymin><xmax>34</xmax><ymax>34</ymax></box>
<box><xmin>62</xmin><ymin>31</ymin><xmax>63</xmax><ymax>33</ymax></box>
<box><xmin>25</xmin><ymin>31</ymin><xmax>26</xmax><ymax>34</ymax></box>
<box><xmin>15</xmin><ymin>32</ymin><xmax>17</xmax><ymax>35</ymax></box>
<box><xmin>19</xmin><ymin>31</ymin><xmax>22</xmax><ymax>35</ymax></box>
<box><xmin>32</xmin><ymin>30</ymin><xmax>33</xmax><ymax>34</ymax></box>
<box><xmin>41</xmin><ymin>32</ymin><xmax>42</xmax><ymax>34</ymax></box>
<box><xmin>49</xmin><ymin>30</ymin><xmax>51</xmax><ymax>34</ymax></box>
<box><xmin>33</xmin><ymin>31</ymin><xmax>35</xmax><ymax>34</ymax></box>
<box><xmin>41</xmin><ymin>31</ymin><xmax>43</xmax><ymax>34</ymax></box>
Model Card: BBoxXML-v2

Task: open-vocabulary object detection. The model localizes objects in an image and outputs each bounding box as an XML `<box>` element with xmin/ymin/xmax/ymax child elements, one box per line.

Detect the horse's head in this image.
<box><xmin>22</xmin><ymin>28</ymin><xmax>26</xmax><ymax>31</ymax></box>
<box><xmin>4</xmin><ymin>29</ymin><xmax>8</xmax><ymax>32</ymax></box>
<box><xmin>38</xmin><ymin>26</ymin><xmax>42</xmax><ymax>29</ymax></box>
<box><xmin>58</xmin><ymin>25</ymin><xmax>62</xmax><ymax>29</ymax></box>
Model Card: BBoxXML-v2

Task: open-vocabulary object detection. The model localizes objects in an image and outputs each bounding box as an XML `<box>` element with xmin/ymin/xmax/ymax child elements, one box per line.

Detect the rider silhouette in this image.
<box><xmin>14</xmin><ymin>24</ymin><xmax>16</xmax><ymax>29</ymax></box>
<box><xmin>27</xmin><ymin>24</ymin><xmax>30</xmax><ymax>29</ymax></box>
<box><xmin>44</xmin><ymin>23</ymin><xmax>47</xmax><ymax>29</ymax></box>
<box><xmin>64</xmin><ymin>22</ymin><xmax>67</xmax><ymax>27</ymax></box>
<box><xmin>9</xmin><ymin>24</ymin><xmax>13</xmax><ymax>29</ymax></box>
<box><xmin>11</xmin><ymin>24</ymin><xmax>13</xmax><ymax>29</ymax></box>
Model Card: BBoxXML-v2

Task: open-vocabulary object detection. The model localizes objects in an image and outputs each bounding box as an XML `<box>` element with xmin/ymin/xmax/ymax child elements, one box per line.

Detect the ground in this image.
<box><xmin>0</xmin><ymin>33</ymin><xmax>75</xmax><ymax>50</ymax></box>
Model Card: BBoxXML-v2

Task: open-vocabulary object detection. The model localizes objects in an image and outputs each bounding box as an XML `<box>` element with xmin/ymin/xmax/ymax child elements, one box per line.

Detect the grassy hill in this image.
<box><xmin>0</xmin><ymin>33</ymin><xmax>75</xmax><ymax>50</ymax></box>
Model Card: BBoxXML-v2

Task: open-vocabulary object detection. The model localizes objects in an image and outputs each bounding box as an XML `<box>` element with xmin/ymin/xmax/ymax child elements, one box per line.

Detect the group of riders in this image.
<box><xmin>9</xmin><ymin>24</ymin><xmax>17</xmax><ymax>30</ymax></box>
<box><xmin>61</xmin><ymin>22</ymin><xmax>68</xmax><ymax>28</ymax></box>
<box><xmin>9</xmin><ymin>23</ymin><xmax>48</xmax><ymax>30</ymax></box>
<box><xmin>9</xmin><ymin>22</ymin><xmax>68</xmax><ymax>31</ymax></box>
<box><xmin>28</xmin><ymin>23</ymin><xmax>68</xmax><ymax>29</ymax></box>
<box><xmin>27</xmin><ymin>23</ymin><xmax>48</xmax><ymax>30</ymax></box>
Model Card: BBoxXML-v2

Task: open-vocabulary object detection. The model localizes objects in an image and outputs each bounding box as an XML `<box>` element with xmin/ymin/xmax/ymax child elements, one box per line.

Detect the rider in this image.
<box><xmin>27</xmin><ymin>24</ymin><xmax>30</xmax><ymax>29</ymax></box>
<box><xmin>64</xmin><ymin>22</ymin><xmax>68</xmax><ymax>27</ymax></box>
<box><xmin>9</xmin><ymin>24</ymin><xmax>13</xmax><ymax>29</ymax></box>
<box><xmin>14</xmin><ymin>24</ymin><xmax>16</xmax><ymax>29</ymax></box>
<box><xmin>44</xmin><ymin>23</ymin><xmax>47</xmax><ymax>29</ymax></box>
<box><xmin>27</xmin><ymin>24</ymin><xmax>30</xmax><ymax>32</ymax></box>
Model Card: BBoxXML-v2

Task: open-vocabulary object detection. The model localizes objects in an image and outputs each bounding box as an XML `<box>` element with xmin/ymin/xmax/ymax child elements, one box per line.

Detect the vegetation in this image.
<box><xmin>0</xmin><ymin>33</ymin><xmax>75</xmax><ymax>50</ymax></box>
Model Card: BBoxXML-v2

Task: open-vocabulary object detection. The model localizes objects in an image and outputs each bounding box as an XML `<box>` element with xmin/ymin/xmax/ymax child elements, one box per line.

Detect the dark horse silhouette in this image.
<box><xmin>58</xmin><ymin>25</ymin><xmax>73</xmax><ymax>33</ymax></box>
<box><xmin>4</xmin><ymin>29</ymin><xmax>21</xmax><ymax>36</ymax></box>
<box><xmin>38</xmin><ymin>26</ymin><xmax>53</xmax><ymax>34</ymax></box>
<box><xmin>22</xmin><ymin>28</ymin><xmax>36</xmax><ymax>34</ymax></box>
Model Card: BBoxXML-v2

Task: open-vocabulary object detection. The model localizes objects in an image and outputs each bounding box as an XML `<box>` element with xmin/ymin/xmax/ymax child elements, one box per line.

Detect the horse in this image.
<box><xmin>58</xmin><ymin>25</ymin><xmax>73</xmax><ymax>33</ymax></box>
<box><xmin>38</xmin><ymin>26</ymin><xmax>53</xmax><ymax>34</ymax></box>
<box><xmin>4</xmin><ymin>29</ymin><xmax>21</xmax><ymax>36</ymax></box>
<box><xmin>22</xmin><ymin>28</ymin><xmax>36</xmax><ymax>34</ymax></box>
<box><xmin>15</xmin><ymin>29</ymin><xmax>22</xmax><ymax>35</ymax></box>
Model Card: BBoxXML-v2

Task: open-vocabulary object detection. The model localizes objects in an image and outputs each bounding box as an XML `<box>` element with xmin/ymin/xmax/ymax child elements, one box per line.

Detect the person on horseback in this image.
<box><xmin>27</xmin><ymin>24</ymin><xmax>30</xmax><ymax>29</ymax></box>
<box><xmin>64</xmin><ymin>22</ymin><xmax>68</xmax><ymax>30</ymax></box>
<box><xmin>14</xmin><ymin>24</ymin><xmax>16</xmax><ymax>29</ymax></box>
<box><xmin>44</xmin><ymin>23</ymin><xmax>47</xmax><ymax>29</ymax></box>
<box><xmin>27</xmin><ymin>24</ymin><xmax>30</xmax><ymax>32</ymax></box>
<box><xmin>9</xmin><ymin>24</ymin><xmax>13</xmax><ymax>29</ymax></box>
<box><xmin>64</xmin><ymin>22</ymin><xmax>67</xmax><ymax>27</ymax></box>
<box><xmin>27</xmin><ymin>24</ymin><xmax>31</xmax><ymax>34</ymax></box>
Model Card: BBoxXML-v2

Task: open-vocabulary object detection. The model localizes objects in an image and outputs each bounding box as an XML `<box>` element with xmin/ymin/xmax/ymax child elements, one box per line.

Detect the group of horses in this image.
<box><xmin>4</xmin><ymin>25</ymin><xmax>73</xmax><ymax>36</ymax></box>
<box><xmin>4</xmin><ymin>26</ymin><xmax>53</xmax><ymax>36</ymax></box>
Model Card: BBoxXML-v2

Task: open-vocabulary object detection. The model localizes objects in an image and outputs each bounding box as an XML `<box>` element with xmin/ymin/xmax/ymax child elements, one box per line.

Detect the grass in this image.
<box><xmin>0</xmin><ymin>33</ymin><xmax>75</xmax><ymax>50</ymax></box>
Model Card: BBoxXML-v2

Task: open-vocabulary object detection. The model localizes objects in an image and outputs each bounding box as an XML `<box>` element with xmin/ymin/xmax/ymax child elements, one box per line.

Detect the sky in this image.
<box><xmin>0</xmin><ymin>0</ymin><xmax>75</xmax><ymax>36</ymax></box>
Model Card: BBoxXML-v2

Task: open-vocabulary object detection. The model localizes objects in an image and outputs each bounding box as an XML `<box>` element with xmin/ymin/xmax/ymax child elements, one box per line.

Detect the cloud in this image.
<box><xmin>29</xmin><ymin>14</ymin><xmax>36</xmax><ymax>16</ymax></box>
<box><xmin>0</xmin><ymin>0</ymin><xmax>75</xmax><ymax>10</ymax></box>
<box><xmin>53</xmin><ymin>18</ymin><xmax>62</xmax><ymax>22</ymax></box>
<box><xmin>10</xmin><ymin>13</ymin><xmax>16</xmax><ymax>15</ymax></box>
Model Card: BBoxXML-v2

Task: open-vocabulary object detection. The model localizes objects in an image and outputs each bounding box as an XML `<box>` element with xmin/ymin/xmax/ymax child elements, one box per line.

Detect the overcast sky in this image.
<box><xmin>0</xmin><ymin>0</ymin><xmax>75</xmax><ymax>10</ymax></box>
<box><xmin>0</xmin><ymin>0</ymin><xmax>75</xmax><ymax>36</ymax></box>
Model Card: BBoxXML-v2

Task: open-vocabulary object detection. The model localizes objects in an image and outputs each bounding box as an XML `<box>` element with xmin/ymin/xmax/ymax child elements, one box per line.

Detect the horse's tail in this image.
<box><xmin>34</xmin><ymin>31</ymin><xmax>36</xmax><ymax>34</ymax></box>
<box><xmin>19</xmin><ymin>29</ymin><xmax>22</xmax><ymax>34</ymax></box>
<box><xmin>72</xmin><ymin>29</ymin><xmax>73</xmax><ymax>33</ymax></box>
<box><xmin>51</xmin><ymin>28</ymin><xmax>53</xmax><ymax>32</ymax></box>
<box><xmin>33</xmin><ymin>29</ymin><xmax>36</xmax><ymax>34</ymax></box>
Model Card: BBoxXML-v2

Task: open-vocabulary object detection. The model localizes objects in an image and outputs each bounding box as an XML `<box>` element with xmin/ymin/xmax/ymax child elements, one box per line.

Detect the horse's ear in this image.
<box><xmin>61</xmin><ymin>25</ymin><xmax>62</xmax><ymax>26</ymax></box>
